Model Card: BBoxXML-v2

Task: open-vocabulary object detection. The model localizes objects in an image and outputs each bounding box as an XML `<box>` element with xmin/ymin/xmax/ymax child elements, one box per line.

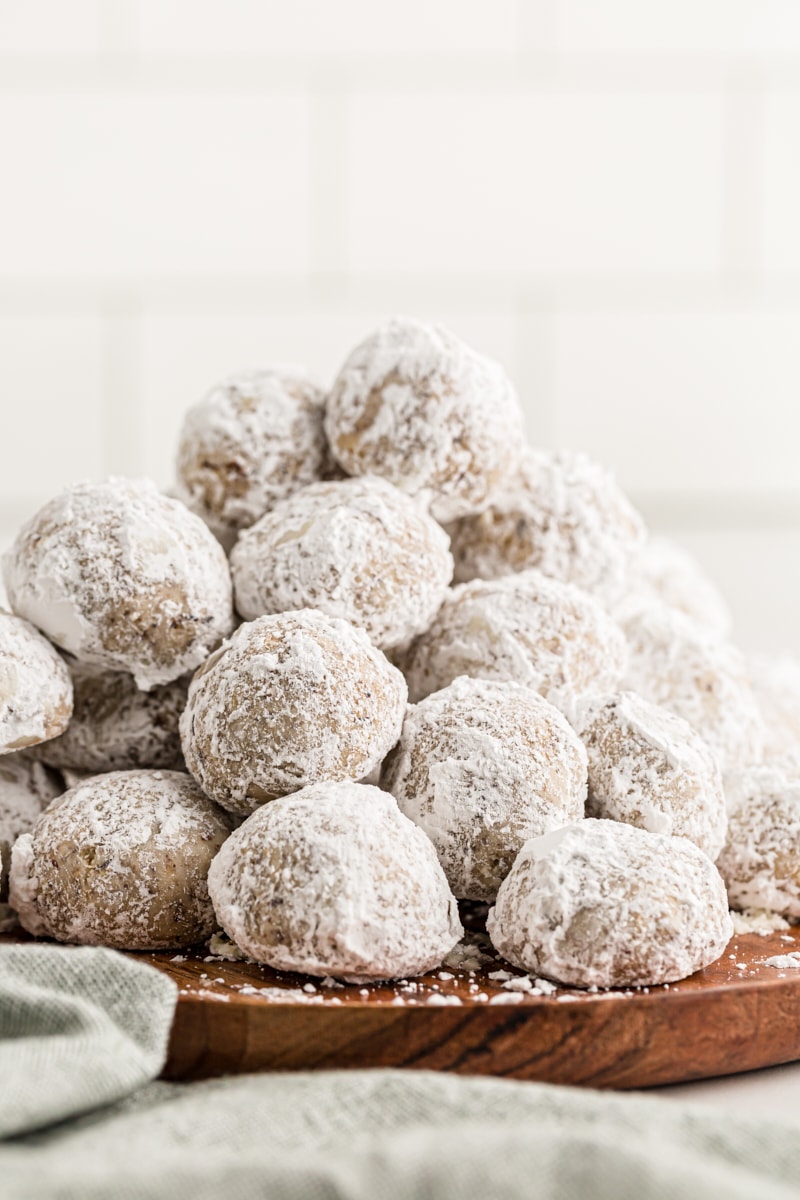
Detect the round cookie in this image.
<box><xmin>175</xmin><ymin>368</ymin><xmax>331</xmax><ymax>548</ymax></box>
<box><xmin>400</xmin><ymin>570</ymin><xmax>627</xmax><ymax>710</ymax></box>
<box><xmin>749</xmin><ymin>654</ymin><xmax>800</xmax><ymax>760</ymax></box>
<box><xmin>32</xmin><ymin>660</ymin><xmax>188</xmax><ymax>773</ymax></box>
<box><xmin>325</xmin><ymin>317</ymin><xmax>524</xmax><ymax>522</ymax></box>
<box><xmin>0</xmin><ymin>755</ymin><xmax>62</xmax><ymax>925</ymax></box>
<box><xmin>621</xmin><ymin>606</ymin><xmax>764</xmax><ymax>771</ymax></box>
<box><xmin>448</xmin><ymin>448</ymin><xmax>645</xmax><ymax>599</ymax></box>
<box><xmin>717</xmin><ymin>761</ymin><xmax>800</xmax><ymax>917</ymax></box>
<box><xmin>382</xmin><ymin>676</ymin><xmax>588</xmax><ymax>901</ymax></box>
<box><xmin>208</xmin><ymin>781</ymin><xmax>462</xmax><ymax>981</ymax></box>
<box><xmin>0</xmin><ymin>611</ymin><xmax>73</xmax><ymax>754</ymax></box>
<box><xmin>180</xmin><ymin>610</ymin><xmax>407</xmax><ymax>816</ymax></box>
<box><xmin>573</xmin><ymin>691</ymin><xmax>727</xmax><ymax>860</ymax></box>
<box><xmin>230</xmin><ymin>476</ymin><xmax>453</xmax><ymax>652</ymax></box>
<box><xmin>10</xmin><ymin>769</ymin><xmax>232</xmax><ymax>950</ymax></box>
<box><xmin>617</xmin><ymin>536</ymin><xmax>732</xmax><ymax>641</ymax></box>
<box><xmin>3</xmin><ymin>478</ymin><xmax>234</xmax><ymax>690</ymax></box>
<box><xmin>487</xmin><ymin>819</ymin><xmax>732</xmax><ymax>988</ymax></box>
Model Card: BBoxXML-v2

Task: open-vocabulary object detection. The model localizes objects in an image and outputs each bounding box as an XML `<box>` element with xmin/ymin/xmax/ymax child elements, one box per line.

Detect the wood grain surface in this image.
<box><xmin>128</xmin><ymin>921</ymin><xmax>800</xmax><ymax>1090</ymax></box>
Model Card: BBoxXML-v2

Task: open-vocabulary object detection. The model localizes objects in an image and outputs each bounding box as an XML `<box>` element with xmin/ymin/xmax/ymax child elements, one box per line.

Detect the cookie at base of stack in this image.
<box><xmin>208</xmin><ymin>781</ymin><xmax>462</xmax><ymax>982</ymax></box>
<box><xmin>10</xmin><ymin>770</ymin><xmax>232</xmax><ymax>950</ymax></box>
<box><xmin>487</xmin><ymin>820</ymin><xmax>732</xmax><ymax>989</ymax></box>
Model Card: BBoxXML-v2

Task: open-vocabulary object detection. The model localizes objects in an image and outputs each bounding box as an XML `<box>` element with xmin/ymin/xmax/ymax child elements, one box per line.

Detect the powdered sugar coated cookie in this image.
<box><xmin>208</xmin><ymin>781</ymin><xmax>462</xmax><ymax>981</ymax></box>
<box><xmin>487</xmin><ymin>819</ymin><xmax>732</xmax><ymax>988</ymax></box>
<box><xmin>0</xmin><ymin>611</ymin><xmax>72</xmax><ymax>754</ymax></box>
<box><xmin>3</xmin><ymin>478</ymin><xmax>234</xmax><ymax>690</ymax></box>
<box><xmin>325</xmin><ymin>317</ymin><xmax>524</xmax><ymax>522</ymax></box>
<box><xmin>230</xmin><ymin>476</ymin><xmax>453</xmax><ymax>652</ymax></box>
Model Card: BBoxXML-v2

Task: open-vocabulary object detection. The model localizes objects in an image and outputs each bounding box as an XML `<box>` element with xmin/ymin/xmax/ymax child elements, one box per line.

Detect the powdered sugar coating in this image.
<box><xmin>717</xmin><ymin>760</ymin><xmax>800</xmax><ymax>917</ymax></box>
<box><xmin>616</xmin><ymin>536</ymin><xmax>732</xmax><ymax>640</ymax></box>
<box><xmin>208</xmin><ymin>781</ymin><xmax>462</xmax><ymax>981</ymax></box>
<box><xmin>175</xmin><ymin>368</ymin><xmax>330</xmax><ymax>544</ymax></box>
<box><xmin>573</xmin><ymin>691</ymin><xmax>727</xmax><ymax>860</ymax></box>
<box><xmin>622</xmin><ymin>606</ymin><xmax>764</xmax><ymax>771</ymax></box>
<box><xmin>230</xmin><ymin>476</ymin><xmax>453</xmax><ymax>652</ymax></box>
<box><xmin>749</xmin><ymin>654</ymin><xmax>800</xmax><ymax>760</ymax></box>
<box><xmin>448</xmin><ymin>448</ymin><xmax>645</xmax><ymax>599</ymax></box>
<box><xmin>3</xmin><ymin>479</ymin><xmax>234</xmax><ymax>690</ymax></box>
<box><xmin>487</xmin><ymin>819</ymin><xmax>732</xmax><ymax>988</ymax></box>
<box><xmin>0</xmin><ymin>755</ymin><xmax>62</xmax><ymax>919</ymax></box>
<box><xmin>9</xmin><ymin>769</ymin><xmax>232</xmax><ymax>949</ymax></box>
<box><xmin>325</xmin><ymin>317</ymin><xmax>524</xmax><ymax>522</ymax></box>
<box><xmin>32</xmin><ymin>659</ymin><xmax>188</xmax><ymax>773</ymax></box>
<box><xmin>180</xmin><ymin>610</ymin><xmax>407</xmax><ymax>816</ymax></box>
<box><xmin>382</xmin><ymin>676</ymin><xmax>588</xmax><ymax>901</ymax></box>
<box><xmin>399</xmin><ymin>570</ymin><xmax>627</xmax><ymax>710</ymax></box>
<box><xmin>0</xmin><ymin>611</ymin><xmax>72</xmax><ymax>754</ymax></box>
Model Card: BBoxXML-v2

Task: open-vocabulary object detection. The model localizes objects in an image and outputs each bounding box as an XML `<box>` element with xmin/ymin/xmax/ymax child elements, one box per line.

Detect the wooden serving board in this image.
<box><xmin>138</xmin><ymin>920</ymin><xmax>800</xmax><ymax>1090</ymax></box>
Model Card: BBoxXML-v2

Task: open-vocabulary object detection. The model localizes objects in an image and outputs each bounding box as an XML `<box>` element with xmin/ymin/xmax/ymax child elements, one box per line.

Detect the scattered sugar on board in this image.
<box><xmin>764</xmin><ymin>952</ymin><xmax>800</xmax><ymax>970</ymax></box>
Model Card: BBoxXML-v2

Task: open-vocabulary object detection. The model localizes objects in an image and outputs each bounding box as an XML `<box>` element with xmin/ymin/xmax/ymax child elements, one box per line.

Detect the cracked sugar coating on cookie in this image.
<box><xmin>382</xmin><ymin>676</ymin><xmax>588</xmax><ymax>902</ymax></box>
<box><xmin>230</xmin><ymin>476</ymin><xmax>453</xmax><ymax>652</ymax></box>
<box><xmin>175</xmin><ymin>367</ymin><xmax>331</xmax><ymax>544</ymax></box>
<box><xmin>616</xmin><ymin>536</ymin><xmax>732</xmax><ymax>640</ymax></box>
<box><xmin>9</xmin><ymin>769</ymin><xmax>232</xmax><ymax>950</ymax></box>
<box><xmin>32</xmin><ymin>659</ymin><xmax>188</xmax><ymax>773</ymax></box>
<box><xmin>0</xmin><ymin>612</ymin><xmax>73</xmax><ymax>754</ymax></box>
<box><xmin>487</xmin><ymin>819</ymin><xmax>732</xmax><ymax>988</ymax></box>
<box><xmin>325</xmin><ymin>317</ymin><xmax>524</xmax><ymax>523</ymax></box>
<box><xmin>180</xmin><ymin>610</ymin><xmax>407</xmax><ymax>816</ymax></box>
<box><xmin>621</xmin><ymin>605</ymin><xmax>764</xmax><ymax>771</ymax></box>
<box><xmin>0</xmin><ymin>755</ymin><xmax>62</xmax><ymax>916</ymax></box>
<box><xmin>448</xmin><ymin>448</ymin><xmax>645</xmax><ymax>599</ymax></box>
<box><xmin>399</xmin><ymin>570</ymin><xmax>627</xmax><ymax>710</ymax></box>
<box><xmin>717</xmin><ymin>760</ymin><xmax>800</xmax><ymax>917</ymax></box>
<box><xmin>573</xmin><ymin>691</ymin><xmax>727</xmax><ymax>860</ymax></box>
<box><xmin>3</xmin><ymin>478</ymin><xmax>234</xmax><ymax>691</ymax></box>
<box><xmin>208</xmin><ymin>781</ymin><xmax>462</xmax><ymax>981</ymax></box>
<box><xmin>749</xmin><ymin>654</ymin><xmax>800</xmax><ymax>760</ymax></box>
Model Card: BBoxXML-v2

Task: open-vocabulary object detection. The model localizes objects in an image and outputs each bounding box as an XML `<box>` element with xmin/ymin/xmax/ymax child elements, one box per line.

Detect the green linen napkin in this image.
<box><xmin>2</xmin><ymin>943</ymin><xmax>800</xmax><ymax>1200</ymax></box>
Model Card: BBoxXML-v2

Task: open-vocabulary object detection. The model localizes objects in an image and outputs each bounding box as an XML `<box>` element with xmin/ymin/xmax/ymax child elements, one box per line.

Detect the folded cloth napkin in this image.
<box><xmin>2</xmin><ymin>944</ymin><xmax>800</xmax><ymax>1200</ymax></box>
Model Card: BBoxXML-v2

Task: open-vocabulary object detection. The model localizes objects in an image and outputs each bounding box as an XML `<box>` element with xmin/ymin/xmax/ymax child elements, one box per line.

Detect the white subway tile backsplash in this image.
<box><xmin>0</xmin><ymin>94</ymin><xmax>311</xmax><ymax>277</ymax></box>
<box><xmin>0</xmin><ymin>315</ymin><xmax>105</xmax><ymax>500</ymax></box>
<box><xmin>557</xmin><ymin>0</ymin><xmax>800</xmax><ymax>54</ymax></box>
<box><xmin>553</xmin><ymin>308</ymin><xmax>800</xmax><ymax>494</ymax></box>
<box><xmin>348</xmin><ymin>91</ymin><xmax>725</xmax><ymax>275</ymax></box>
<box><xmin>138</xmin><ymin>308</ymin><xmax>519</xmax><ymax>486</ymax></box>
<box><xmin>0</xmin><ymin>3</ymin><xmax>99</xmax><ymax>53</ymax></box>
<box><xmin>135</xmin><ymin>0</ymin><xmax>520</xmax><ymax>55</ymax></box>
<box><xmin>764</xmin><ymin>92</ymin><xmax>800</xmax><ymax>274</ymax></box>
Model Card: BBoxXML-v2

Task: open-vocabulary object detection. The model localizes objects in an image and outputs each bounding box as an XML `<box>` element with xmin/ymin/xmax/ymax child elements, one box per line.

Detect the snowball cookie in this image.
<box><xmin>9</xmin><ymin>769</ymin><xmax>232</xmax><ymax>949</ymax></box>
<box><xmin>208</xmin><ymin>781</ymin><xmax>462</xmax><ymax>981</ymax></box>
<box><xmin>230</xmin><ymin>476</ymin><xmax>453</xmax><ymax>652</ymax></box>
<box><xmin>382</xmin><ymin>676</ymin><xmax>588</xmax><ymax>901</ymax></box>
<box><xmin>487</xmin><ymin>820</ymin><xmax>732</xmax><ymax>988</ymax></box>
<box><xmin>175</xmin><ymin>367</ymin><xmax>331</xmax><ymax>547</ymax></box>
<box><xmin>0</xmin><ymin>755</ymin><xmax>61</xmax><ymax>922</ymax></box>
<box><xmin>400</xmin><ymin>570</ymin><xmax>627</xmax><ymax>710</ymax></box>
<box><xmin>325</xmin><ymin>317</ymin><xmax>524</xmax><ymax>523</ymax></box>
<box><xmin>622</xmin><ymin>606</ymin><xmax>764</xmax><ymax>771</ymax></box>
<box><xmin>717</xmin><ymin>761</ymin><xmax>800</xmax><ymax>917</ymax></box>
<box><xmin>180</xmin><ymin>610</ymin><xmax>407</xmax><ymax>816</ymax></box>
<box><xmin>749</xmin><ymin>654</ymin><xmax>800</xmax><ymax>760</ymax></box>
<box><xmin>617</xmin><ymin>536</ymin><xmax>732</xmax><ymax>641</ymax></box>
<box><xmin>448</xmin><ymin>448</ymin><xmax>645</xmax><ymax>599</ymax></box>
<box><xmin>573</xmin><ymin>692</ymin><xmax>727</xmax><ymax>860</ymax></box>
<box><xmin>32</xmin><ymin>659</ymin><xmax>188</xmax><ymax>773</ymax></box>
<box><xmin>0</xmin><ymin>611</ymin><xmax>72</xmax><ymax>754</ymax></box>
<box><xmin>3</xmin><ymin>478</ymin><xmax>234</xmax><ymax>691</ymax></box>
